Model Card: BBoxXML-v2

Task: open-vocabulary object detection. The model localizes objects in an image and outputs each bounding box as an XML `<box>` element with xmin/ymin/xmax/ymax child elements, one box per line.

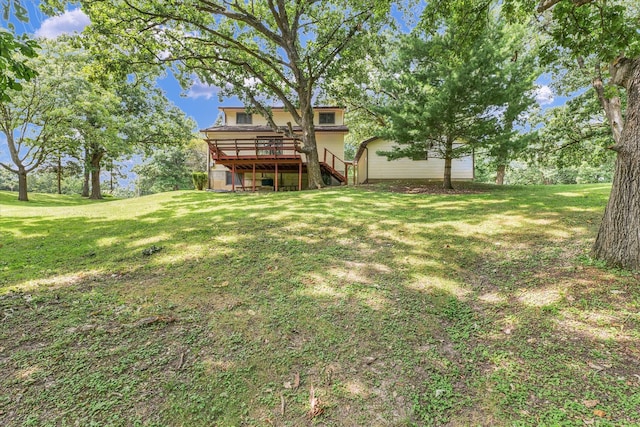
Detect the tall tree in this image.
<box><xmin>133</xmin><ymin>146</ymin><xmax>193</xmax><ymax>195</ymax></box>
<box><xmin>374</xmin><ymin>14</ymin><xmax>537</xmax><ymax>189</ymax></box>
<box><xmin>483</xmin><ymin>23</ymin><xmax>539</xmax><ymax>185</ymax></box>
<box><xmin>47</xmin><ymin>0</ymin><xmax>394</xmax><ymax>189</ymax></box>
<box><xmin>506</xmin><ymin>0</ymin><xmax>640</xmax><ymax>268</ymax></box>
<box><xmin>0</xmin><ymin>39</ymin><xmax>70</xmax><ymax>201</ymax></box>
<box><xmin>61</xmin><ymin>76</ymin><xmax>196</xmax><ymax>199</ymax></box>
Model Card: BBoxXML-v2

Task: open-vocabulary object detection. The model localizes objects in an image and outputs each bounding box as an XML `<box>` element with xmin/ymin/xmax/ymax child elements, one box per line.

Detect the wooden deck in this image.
<box><xmin>205</xmin><ymin>138</ymin><xmax>350</xmax><ymax>191</ymax></box>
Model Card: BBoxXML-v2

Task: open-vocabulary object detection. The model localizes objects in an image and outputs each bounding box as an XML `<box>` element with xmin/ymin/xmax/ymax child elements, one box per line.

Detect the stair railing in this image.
<box><xmin>323</xmin><ymin>148</ymin><xmax>348</xmax><ymax>181</ymax></box>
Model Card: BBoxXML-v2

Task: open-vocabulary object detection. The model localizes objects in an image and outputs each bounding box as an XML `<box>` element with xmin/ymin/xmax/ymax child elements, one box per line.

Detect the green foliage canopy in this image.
<box><xmin>0</xmin><ymin>0</ymin><xmax>39</xmax><ymax>102</ymax></box>
<box><xmin>372</xmin><ymin>9</ymin><xmax>538</xmax><ymax>187</ymax></box>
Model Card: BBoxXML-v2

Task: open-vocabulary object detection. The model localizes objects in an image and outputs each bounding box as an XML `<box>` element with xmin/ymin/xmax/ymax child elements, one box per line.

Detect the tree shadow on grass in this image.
<box><xmin>3</xmin><ymin>184</ymin><xmax>637</xmax><ymax>425</ymax></box>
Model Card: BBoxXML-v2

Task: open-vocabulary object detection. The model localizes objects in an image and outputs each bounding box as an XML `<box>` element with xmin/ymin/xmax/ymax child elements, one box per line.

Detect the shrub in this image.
<box><xmin>192</xmin><ymin>172</ymin><xmax>208</xmax><ymax>190</ymax></box>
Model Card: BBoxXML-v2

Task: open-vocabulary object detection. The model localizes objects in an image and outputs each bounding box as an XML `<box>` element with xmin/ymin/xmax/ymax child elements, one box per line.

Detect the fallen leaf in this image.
<box><xmin>587</xmin><ymin>362</ymin><xmax>604</xmax><ymax>371</ymax></box>
<box><xmin>307</xmin><ymin>383</ymin><xmax>324</xmax><ymax>419</ymax></box>
<box><xmin>176</xmin><ymin>352</ymin><xmax>185</xmax><ymax>370</ymax></box>
<box><xmin>582</xmin><ymin>400</ymin><xmax>599</xmax><ymax>408</ymax></box>
<box><xmin>283</xmin><ymin>381</ymin><xmax>292</xmax><ymax>389</ymax></box>
<box><xmin>293</xmin><ymin>372</ymin><xmax>300</xmax><ymax>389</ymax></box>
<box><xmin>593</xmin><ymin>409</ymin><xmax>606</xmax><ymax>417</ymax></box>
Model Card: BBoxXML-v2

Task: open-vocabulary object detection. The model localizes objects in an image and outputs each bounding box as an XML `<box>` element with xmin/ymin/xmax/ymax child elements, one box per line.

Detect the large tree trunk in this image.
<box><xmin>496</xmin><ymin>164</ymin><xmax>506</xmax><ymax>185</ymax></box>
<box><xmin>592</xmin><ymin>57</ymin><xmax>640</xmax><ymax>269</ymax></box>
<box><xmin>17</xmin><ymin>168</ymin><xmax>28</xmax><ymax>202</ymax></box>
<box><xmin>82</xmin><ymin>149</ymin><xmax>90</xmax><ymax>197</ymax></box>
<box><xmin>3</xmin><ymin>132</ymin><xmax>32</xmax><ymax>201</ymax></box>
<box><xmin>443</xmin><ymin>139</ymin><xmax>453</xmax><ymax>190</ymax></box>
<box><xmin>82</xmin><ymin>170</ymin><xmax>90</xmax><ymax>197</ymax></box>
<box><xmin>89</xmin><ymin>150</ymin><xmax>104</xmax><ymax>200</ymax></box>
<box><xmin>299</xmin><ymin>97</ymin><xmax>323</xmax><ymax>189</ymax></box>
<box><xmin>57</xmin><ymin>155</ymin><xmax>62</xmax><ymax>194</ymax></box>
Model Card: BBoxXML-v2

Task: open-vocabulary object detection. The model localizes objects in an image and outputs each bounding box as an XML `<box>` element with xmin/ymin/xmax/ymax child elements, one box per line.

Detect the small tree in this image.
<box><xmin>192</xmin><ymin>172</ymin><xmax>207</xmax><ymax>191</ymax></box>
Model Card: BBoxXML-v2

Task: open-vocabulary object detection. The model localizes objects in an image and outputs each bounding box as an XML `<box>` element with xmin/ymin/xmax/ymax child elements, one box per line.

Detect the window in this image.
<box><xmin>319</xmin><ymin>112</ymin><xmax>335</xmax><ymax>124</ymax></box>
<box><xmin>236</xmin><ymin>112</ymin><xmax>252</xmax><ymax>124</ymax></box>
<box><xmin>225</xmin><ymin>171</ymin><xmax>244</xmax><ymax>185</ymax></box>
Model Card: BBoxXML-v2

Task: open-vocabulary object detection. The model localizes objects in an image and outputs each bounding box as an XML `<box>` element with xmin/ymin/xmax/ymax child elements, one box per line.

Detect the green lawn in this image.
<box><xmin>1</xmin><ymin>184</ymin><xmax>638</xmax><ymax>426</ymax></box>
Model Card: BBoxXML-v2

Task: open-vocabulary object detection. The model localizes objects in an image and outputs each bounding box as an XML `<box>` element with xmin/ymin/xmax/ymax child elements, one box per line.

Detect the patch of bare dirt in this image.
<box><xmin>363</xmin><ymin>182</ymin><xmax>490</xmax><ymax>194</ymax></box>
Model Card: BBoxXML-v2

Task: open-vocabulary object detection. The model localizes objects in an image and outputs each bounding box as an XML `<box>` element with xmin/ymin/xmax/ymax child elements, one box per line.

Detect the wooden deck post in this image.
<box><xmin>231</xmin><ymin>163</ymin><xmax>236</xmax><ymax>192</ymax></box>
<box><xmin>298</xmin><ymin>161</ymin><xmax>302</xmax><ymax>191</ymax></box>
<box><xmin>207</xmin><ymin>146</ymin><xmax>211</xmax><ymax>190</ymax></box>
<box><xmin>252</xmin><ymin>163</ymin><xmax>256</xmax><ymax>192</ymax></box>
<box><xmin>275</xmin><ymin>162</ymin><xmax>279</xmax><ymax>192</ymax></box>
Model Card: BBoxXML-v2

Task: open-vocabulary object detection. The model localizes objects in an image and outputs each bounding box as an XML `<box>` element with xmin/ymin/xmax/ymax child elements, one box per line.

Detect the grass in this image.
<box><xmin>0</xmin><ymin>183</ymin><xmax>639</xmax><ymax>426</ymax></box>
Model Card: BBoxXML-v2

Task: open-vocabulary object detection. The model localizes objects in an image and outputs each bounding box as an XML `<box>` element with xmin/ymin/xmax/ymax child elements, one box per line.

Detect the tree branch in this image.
<box><xmin>537</xmin><ymin>0</ymin><xmax>594</xmax><ymax>13</ymax></box>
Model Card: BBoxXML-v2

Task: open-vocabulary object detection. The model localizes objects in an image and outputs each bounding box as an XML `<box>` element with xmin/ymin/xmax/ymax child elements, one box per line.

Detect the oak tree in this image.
<box><xmin>50</xmin><ymin>0</ymin><xmax>395</xmax><ymax>189</ymax></box>
<box><xmin>508</xmin><ymin>0</ymin><xmax>640</xmax><ymax>268</ymax></box>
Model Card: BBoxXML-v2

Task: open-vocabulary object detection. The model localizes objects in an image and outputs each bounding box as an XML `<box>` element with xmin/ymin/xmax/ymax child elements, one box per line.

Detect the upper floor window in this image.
<box><xmin>319</xmin><ymin>112</ymin><xmax>335</xmax><ymax>124</ymax></box>
<box><xmin>236</xmin><ymin>112</ymin><xmax>253</xmax><ymax>124</ymax></box>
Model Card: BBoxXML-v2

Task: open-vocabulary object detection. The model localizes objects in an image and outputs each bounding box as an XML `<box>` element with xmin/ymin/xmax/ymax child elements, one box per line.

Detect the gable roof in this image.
<box><xmin>220</xmin><ymin>106</ymin><xmax>343</xmax><ymax>111</ymax></box>
<box><xmin>200</xmin><ymin>124</ymin><xmax>349</xmax><ymax>133</ymax></box>
<box><xmin>354</xmin><ymin>136</ymin><xmax>381</xmax><ymax>163</ymax></box>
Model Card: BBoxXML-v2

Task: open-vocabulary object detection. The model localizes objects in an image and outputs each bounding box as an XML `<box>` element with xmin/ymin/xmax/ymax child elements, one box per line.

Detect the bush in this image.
<box><xmin>192</xmin><ymin>172</ymin><xmax>208</xmax><ymax>190</ymax></box>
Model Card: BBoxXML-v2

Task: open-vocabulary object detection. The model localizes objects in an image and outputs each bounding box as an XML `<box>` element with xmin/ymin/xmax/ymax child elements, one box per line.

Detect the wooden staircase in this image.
<box><xmin>320</xmin><ymin>149</ymin><xmax>349</xmax><ymax>184</ymax></box>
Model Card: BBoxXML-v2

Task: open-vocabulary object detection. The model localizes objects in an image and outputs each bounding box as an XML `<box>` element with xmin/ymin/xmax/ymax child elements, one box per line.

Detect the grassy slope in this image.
<box><xmin>0</xmin><ymin>185</ymin><xmax>638</xmax><ymax>426</ymax></box>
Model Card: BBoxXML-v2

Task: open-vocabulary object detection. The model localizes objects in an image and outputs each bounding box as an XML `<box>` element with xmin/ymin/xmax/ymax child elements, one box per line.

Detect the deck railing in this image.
<box><xmin>323</xmin><ymin>148</ymin><xmax>348</xmax><ymax>181</ymax></box>
<box><xmin>207</xmin><ymin>138</ymin><xmax>302</xmax><ymax>160</ymax></box>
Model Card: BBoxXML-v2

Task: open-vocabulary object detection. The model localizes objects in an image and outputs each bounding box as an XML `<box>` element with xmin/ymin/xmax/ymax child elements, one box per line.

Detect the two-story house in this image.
<box><xmin>201</xmin><ymin>106</ymin><xmax>350</xmax><ymax>191</ymax></box>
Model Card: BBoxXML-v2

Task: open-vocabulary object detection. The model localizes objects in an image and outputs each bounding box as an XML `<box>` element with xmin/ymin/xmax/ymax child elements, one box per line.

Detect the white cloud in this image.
<box><xmin>35</xmin><ymin>9</ymin><xmax>90</xmax><ymax>39</ymax></box>
<box><xmin>534</xmin><ymin>85</ymin><xmax>554</xmax><ymax>106</ymax></box>
<box><xmin>187</xmin><ymin>78</ymin><xmax>219</xmax><ymax>100</ymax></box>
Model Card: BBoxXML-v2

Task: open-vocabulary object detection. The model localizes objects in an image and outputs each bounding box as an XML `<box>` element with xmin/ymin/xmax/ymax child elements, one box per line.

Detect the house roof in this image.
<box><xmin>354</xmin><ymin>136</ymin><xmax>381</xmax><ymax>163</ymax></box>
<box><xmin>219</xmin><ymin>106</ymin><xmax>344</xmax><ymax>111</ymax></box>
<box><xmin>200</xmin><ymin>124</ymin><xmax>349</xmax><ymax>133</ymax></box>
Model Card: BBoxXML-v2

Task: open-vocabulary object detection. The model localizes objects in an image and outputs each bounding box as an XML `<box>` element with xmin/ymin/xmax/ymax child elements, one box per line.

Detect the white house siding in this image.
<box><xmin>357</xmin><ymin>138</ymin><xmax>474</xmax><ymax>183</ymax></box>
<box><xmin>356</xmin><ymin>151</ymin><xmax>368</xmax><ymax>184</ymax></box>
<box><xmin>221</xmin><ymin>108</ymin><xmax>345</xmax><ymax>127</ymax></box>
